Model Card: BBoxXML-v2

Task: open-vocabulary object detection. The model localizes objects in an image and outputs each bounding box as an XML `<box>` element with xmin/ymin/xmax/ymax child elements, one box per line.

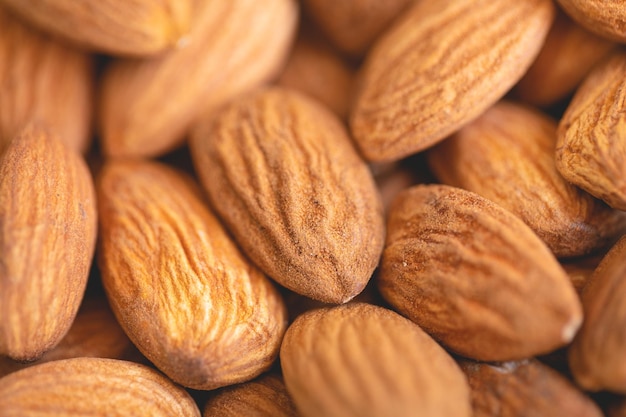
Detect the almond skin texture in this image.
<box><xmin>190</xmin><ymin>87</ymin><xmax>384</xmax><ymax>304</ymax></box>
<box><xmin>99</xmin><ymin>0</ymin><xmax>298</xmax><ymax>158</ymax></box>
<box><xmin>350</xmin><ymin>0</ymin><xmax>554</xmax><ymax>162</ymax></box>
<box><xmin>0</xmin><ymin>126</ymin><xmax>97</xmax><ymax>361</ymax></box>
<box><xmin>556</xmin><ymin>51</ymin><xmax>626</xmax><ymax>211</ymax></box>
<box><xmin>0</xmin><ymin>0</ymin><xmax>191</xmax><ymax>56</ymax></box>
<box><xmin>0</xmin><ymin>358</ymin><xmax>200</xmax><ymax>416</ymax></box>
<box><xmin>459</xmin><ymin>359</ymin><xmax>603</xmax><ymax>417</ymax></box>
<box><xmin>97</xmin><ymin>160</ymin><xmax>287</xmax><ymax>390</ymax></box>
<box><xmin>428</xmin><ymin>101</ymin><xmax>626</xmax><ymax>257</ymax></box>
<box><xmin>569</xmin><ymin>235</ymin><xmax>626</xmax><ymax>392</ymax></box>
<box><xmin>203</xmin><ymin>374</ymin><xmax>299</xmax><ymax>417</ymax></box>
<box><xmin>378</xmin><ymin>184</ymin><xmax>582</xmax><ymax>361</ymax></box>
<box><xmin>0</xmin><ymin>7</ymin><xmax>93</xmax><ymax>153</ymax></box>
<box><xmin>280</xmin><ymin>303</ymin><xmax>472</xmax><ymax>417</ymax></box>
<box><xmin>556</xmin><ymin>0</ymin><xmax>626</xmax><ymax>43</ymax></box>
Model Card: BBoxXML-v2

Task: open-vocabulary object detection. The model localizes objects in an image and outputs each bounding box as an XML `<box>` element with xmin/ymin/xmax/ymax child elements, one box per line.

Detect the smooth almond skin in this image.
<box><xmin>191</xmin><ymin>88</ymin><xmax>385</xmax><ymax>304</ymax></box>
<box><xmin>0</xmin><ymin>358</ymin><xmax>200</xmax><ymax>417</ymax></box>
<box><xmin>459</xmin><ymin>359</ymin><xmax>603</xmax><ymax>417</ymax></box>
<box><xmin>350</xmin><ymin>0</ymin><xmax>554</xmax><ymax>162</ymax></box>
<box><xmin>99</xmin><ymin>0</ymin><xmax>298</xmax><ymax>158</ymax></box>
<box><xmin>280</xmin><ymin>303</ymin><xmax>472</xmax><ymax>417</ymax></box>
<box><xmin>556</xmin><ymin>51</ymin><xmax>626</xmax><ymax>211</ymax></box>
<box><xmin>428</xmin><ymin>101</ymin><xmax>626</xmax><ymax>257</ymax></box>
<box><xmin>569</xmin><ymin>235</ymin><xmax>626</xmax><ymax>392</ymax></box>
<box><xmin>98</xmin><ymin>160</ymin><xmax>287</xmax><ymax>390</ymax></box>
<box><xmin>0</xmin><ymin>7</ymin><xmax>93</xmax><ymax>153</ymax></box>
<box><xmin>556</xmin><ymin>0</ymin><xmax>626</xmax><ymax>43</ymax></box>
<box><xmin>203</xmin><ymin>374</ymin><xmax>299</xmax><ymax>417</ymax></box>
<box><xmin>0</xmin><ymin>0</ymin><xmax>191</xmax><ymax>56</ymax></box>
<box><xmin>379</xmin><ymin>185</ymin><xmax>582</xmax><ymax>361</ymax></box>
<box><xmin>0</xmin><ymin>126</ymin><xmax>97</xmax><ymax>361</ymax></box>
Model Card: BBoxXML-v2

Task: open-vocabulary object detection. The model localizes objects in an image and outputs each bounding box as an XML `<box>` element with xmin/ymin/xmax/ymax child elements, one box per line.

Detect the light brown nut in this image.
<box><xmin>0</xmin><ymin>358</ymin><xmax>200</xmax><ymax>416</ymax></box>
<box><xmin>379</xmin><ymin>184</ymin><xmax>582</xmax><ymax>361</ymax></box>
<box><xmin>459</xmin><ymin>359</ymin><xmax>603</xmax><ymax>417</ymax></box>
<box><xmin>0</xmin><ymin>0</ymin><xmax>191</xmax><ymax>56</ymax></box>
<box><xmin>203</xmin><ymin>374</ymin><xmax>299</xmax><ymax>417</ymax></box>
<box><xmin>514</xmin><ymin>11</ymin><xmax>616</xmax><ymax>107</ymax></box>
<box><xmin>427</xmin><ymin>101</ymin><xmax>626</xmax><ymax>257</ymax></box>
<box><xmin>0</xmin><ymin>7</ymin><xmax>93</xmax><ymax>153</ymax></box>
<box><xmin>0</xmin><ymin>125</ymin><xmax>97</xmax><ymax>361</ymax></box>
<box><xmin>280</xmin><ymin>303</ymin><xmax>472</xmax><ymax>417</ymax></box>
<box><xmin>555</xmin><ymin>0</ymin><xmax>626</xmax><ymax>43</ymax></box>
<box><xmin>190</xmin><ymin>87</ymin><xmax>384</xmax><ymax>304</ymax></box>
<box><xmin>99</xmin><ymin>0</ymin><xmax>298</xmax><ymax>158</ymax></box>
<box><xmin>97</xmin><ymin>160</ymin><xmax>287</xmax><ymax>390</ymax></box>
<box><xmin>569</xmin><ymin>235</ymin><xmax>626</xmax><ymax>392</ymax></box>
<box><xmin>556</xmin><ymin>51</ymin><xmax>626</xmax><ymax>211</ymax></box>
<box><xmin>350</xmin><ymin>0</ymin><xmax>554</xmax><ymax>162</ymax></box>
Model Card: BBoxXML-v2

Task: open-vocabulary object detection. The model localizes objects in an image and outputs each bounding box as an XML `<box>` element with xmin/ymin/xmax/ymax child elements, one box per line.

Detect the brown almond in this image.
<box><xmin>0</xmin><ymin>125</ymin><xmax>97</xmax><ymax>361</ymax></box>
<box><xmin>99</xmin><ymin>0</ymin><xmax>297</xmax><ymax>158</ymax></box>
<box><xmin>97</xmin><ymin>160</ymin><xmax>287</xmax><ymax>390</ymax></box>
<box><xmin>379</xmin><ymin>184</ymin><xmax>582</xmax><ymax>361</ymax></box>
<box><xmin>280</xmin><ymin>303</ymin><xmax>472</xmax><ymax>417</ymax></box>
<box><xmin>190</xmin><ymin>87</ymin><xmax>384</xmax><ymax>304</ymax></box>
<box><xmin>556</xmin><ymin>0</ymin><xmax>626</xmax><ymax>43</ymax></box>
<box><xmin>556</xmin><ymin>50</ymin><xmax>626</xmax><ymax>211</ymax></box>
<box><xmin>0</xmin><ymin>358</ymin><xmax>200</xmax><ymax>416</ymax></box>
<box><xmin>350</xmin><ymin>0</ymin><xmax>554</xmax><ymax>162</ymax></box>
<box><xmin>427</xmin><ymin>101</ymin><xmax>626</xmax><ymax>257</ymax></box>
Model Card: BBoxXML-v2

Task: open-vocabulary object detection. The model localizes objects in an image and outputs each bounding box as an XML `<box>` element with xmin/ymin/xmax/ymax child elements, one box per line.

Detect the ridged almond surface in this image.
<box><xmin>378</xmin><ymin>184</ymin><xmax>582</xmax><ymax>361</ymax></box>
<box><xmin>569</xmin><ymin>235</ymin><xmax>626</xmax><ymax>392</ymax></box>
<box><xmin>556</xmin><ymin>0</ymin><xmax>626</xmax><ymax>43</ymax></box>
<box><xmin>556</xmin><ymin>51</ymin><xmax>626</xmax><ymax>211</ymax></box>
<box><xmin>459</xmin><ymin>359</ymin><xmax>603</xmax><ymax>417</ymax></box>
<box><xmin>428</xmin><ymin>101</ymin><xmax>626</xmax><ymax>257</ymax></box>
<box><xmin>99</xmin><ymin>0</ymin><xmax>298</xmax><ymax>158</ymax></box>
<box><xmin>98</xmin><ymin>160</ymin><xmax>287</xmax><ymax>390</ymax></box>
<box><xmin>0</xmin><ymin>0</ymin><xmax>191</xmax><ymax>56</ymax></box>
<box><xmin>0</xmin><ymin>358</ymin><xmax>200</xmax><ymax>416</ymax></box>
<box><xmin>190</xmin><ymin>88</ymin><xmax>384</xmax><ymax>304</ymax></box>
<box><xmin>280</xmin><ymin>303</ymin><xmax>472</xmax><ymax>417</ymax></box>
<box><xmin>203</xmin><ymin>374</ymin><xmax>299</xmax><ymax>417</ymax></box>
<box><xmin>0</xmin><ymin>7</ymin><xmax>93</xmax><ymax>153</ymax></box>
<box><xmin>350</xmin><ymin>0</ymin><xmax>554</xmax><ymax>162</ymax></box>
<box><xmin>0</xmin><ymin>125</ymin><xmax>97</xmax><ymax>361</ymax></box>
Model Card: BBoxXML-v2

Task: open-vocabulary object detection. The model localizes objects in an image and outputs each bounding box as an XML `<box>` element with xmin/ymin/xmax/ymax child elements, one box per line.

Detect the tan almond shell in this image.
<box><xmin>428</xmin><ymin>101</ymin><xmax>626</xmax><ymax>257</ymax></box>
<box><xmin>350</xmin><ymin>0</ymin><xmax>554</xmax><ymax>162</ymax></box>
<box><xmin>0</xmin><ymin>125</ymin><xmax>97</xmax><ymax>361</ymax></box>
<box><xmin>190</xmin><ymin>87</ymin><xmax>385</xmax><ymax>304</ymax></box>
<box><xmin>99</xmin><ymin>0</ymin><xmax>298</xmax><ymax>158</ymax></box>
<box><xmin>0</xmin><ymin>358</ymin><xmax>200</xmax><ymax>416</ymax></box>
<box><xmin>378</xmin><ymin>184</ymin><xmax>582</xmax><ymax>361</ymax></box>
<box><xmin>97</xmin><ymin>160</ymin><xmax>287</xmax><ymax>390</ymax></box>
<box><xmin>556</xmin><ymin>0</ymin><xmax>626</xmax><ymax>43</ymax></box>
<box><xmin>280</xmin><ymin>303</ymin><xmax>472</xmax><ymax>417</ymax></box>
<box><xmin>556</xmin><ymin>50</ymin><xmax>626</xmax><ymax>211</ymax></box>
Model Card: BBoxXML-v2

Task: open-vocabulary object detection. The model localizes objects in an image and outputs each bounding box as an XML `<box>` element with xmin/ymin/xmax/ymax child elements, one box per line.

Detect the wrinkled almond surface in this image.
<box><xmin>556</xmin><ymin>0</ymin><xmax>626</xmax><ymax>42</ymax></box>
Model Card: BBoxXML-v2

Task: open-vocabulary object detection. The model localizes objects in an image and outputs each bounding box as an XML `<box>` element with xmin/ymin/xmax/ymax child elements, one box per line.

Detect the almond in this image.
<box><xmin>280</xmin><ymin>303</ymin><xmax>472</xmax><ymax>417</ymax></box>
<box><xmin>99</xmin><ymin>0</ymin><xmax>298</xmax><ymax>158</ymax></box>
<box><xmin>556</xmin><ymin>0</ymin><xmax>626</xmax><ymax>42</ymax></box>
<box><xmin>427</xmin><ymin>101</ymin><xmax>626</xmax><ymax>257</ymax></box>
<box><xmin>0</xmin><ymin>125</ymin><xmax>97</xmax><ymax>361</ymax></box>
<box><xmin>190</xmin><ymin>87</ymin><xmax>384</xmax><ymax>304</ymax></box>
<box><xmin>0</xmin><ymin>358</ymin><xmax>200</xmax><ymax>416</ymax></box>
<box><xmin>556</xmin><ymin>50</ymin><xmax>626</xmax><ymax>211</ymax></box>
<box><xmin>97</xmin><ymin>160</ymin><xmax>287</xmax><ymax>390</ymax></box>
<box><xmin>350</xmin><ymin>0</ymin><xmax>554</xmax><ymax>162</ymax></box>
<box><xmin>378</xmin><ymin>184</ymin><xmax>582</xmax><ymax>361</ymax></box>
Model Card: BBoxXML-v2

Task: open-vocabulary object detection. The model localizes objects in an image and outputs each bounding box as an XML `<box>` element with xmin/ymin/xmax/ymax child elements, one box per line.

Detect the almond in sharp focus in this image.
<box><xmin>379</xmin><ymin>184</ymin><xmax>582</xmax><ymax>361</ymax></box>
<box><xmin>350</xmin><ymin>0</ymin><xmax>554</xmax><ymax>162</ymax></box>
<box><xmin>97</xmin><ymin>160</ymin><xmax>287</xmax><ymax>390</ymax></box>
<box><xmin>556</xmin><ymin>0</ymin><xmax>626</xmax><ymax>43</ymax></box>
<box><xmin>280</xmin><ymin>303</ymin><xmax>472</xmax><ymax>417</ymax></box>
<box><xmin>190</xmin><ymin>87</ymin><xmax>385</xmax><ymax>304</ymax></box>
<box><xmin>0</xmin><ymin>125</ymin><xmax>97</xmax><ymax>361</ymax></box>
<box><xmin>427</xmin><ymin>100</ymin><xmax>626</xmax><ymax>257</ymax></box>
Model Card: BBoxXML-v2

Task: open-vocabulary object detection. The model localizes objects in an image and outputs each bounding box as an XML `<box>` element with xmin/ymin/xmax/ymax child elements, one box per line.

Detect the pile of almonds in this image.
<box><xmin>1</xmin><ymin>0</ymin><xmax>625</xmax><ymax>415</ymax></box>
